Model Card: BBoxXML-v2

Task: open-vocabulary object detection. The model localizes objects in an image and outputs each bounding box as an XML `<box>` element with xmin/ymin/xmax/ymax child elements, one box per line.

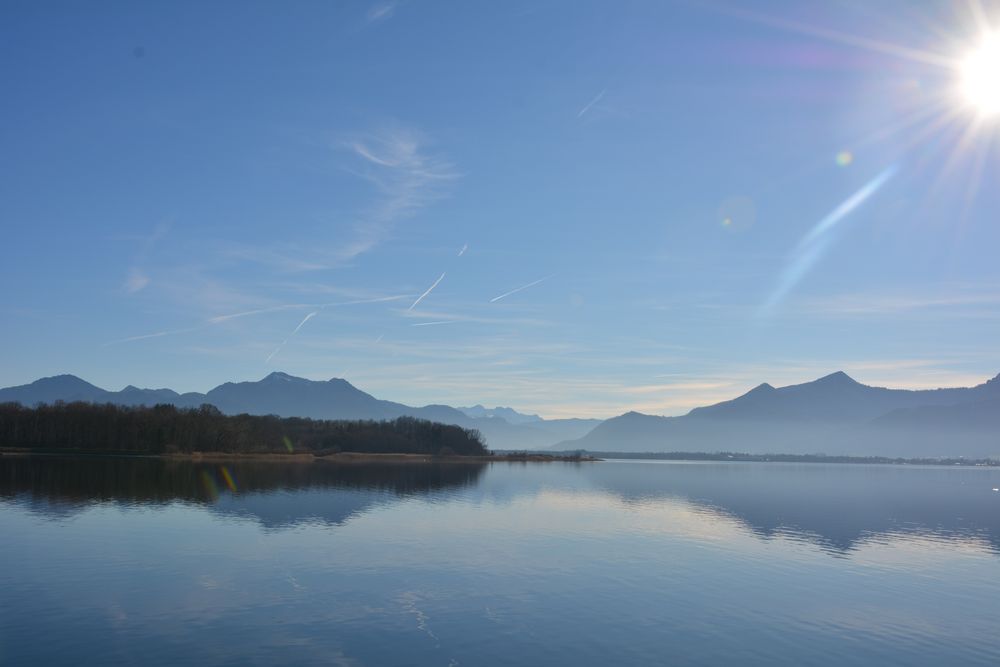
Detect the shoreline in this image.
<box><xmin>8</xmin><ymin>447</ymin><xmax>995</xmax><ymax>466</ymax></box>
<box><xmin>0</xmin><ymin>448</ymin><xmax>600</xmax><ymax>463</ymax></box>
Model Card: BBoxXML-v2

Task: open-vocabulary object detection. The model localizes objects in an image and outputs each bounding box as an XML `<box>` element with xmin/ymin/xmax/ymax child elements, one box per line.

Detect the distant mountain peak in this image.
<box><xmin>456</xmin><ymin>403</ymin><xmax>542</xmax><ymax>424</ymax></box>
<box><xmin>263</xmin><ymin>371</ymin><xmax>298</xmax><ymax>382</ymax></box>
<box><xmin>40</xmin><ymin>373</ymin><xmax>85</xmax><ymax>382</ymax></box>
<box><xmin>815</xmin><ymin>370</ymin><xmax>859</xmax><ymax>385</ymax></box>
<box><xmin>34</xmin><ymin>374</ymin><xmax>101</xmax><ymax>390</ymax></box>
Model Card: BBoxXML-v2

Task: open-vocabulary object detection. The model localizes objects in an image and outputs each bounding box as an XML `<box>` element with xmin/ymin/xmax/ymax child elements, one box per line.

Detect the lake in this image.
<box><xmin>2</xmin><ymin>456</ymin><xmax>999</xmax><ymax>666</ymax></box>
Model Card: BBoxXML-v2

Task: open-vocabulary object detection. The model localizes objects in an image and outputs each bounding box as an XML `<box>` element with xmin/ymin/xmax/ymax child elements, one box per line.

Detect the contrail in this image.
<box><xmin>408</xmin><ymin>273</ymin><xmax>446</xmax><ymax>311</ymax></box>
<box><xmin>104</xmin><ymin>327</ymin><xmax>200</xmax><ymax>345</ymax></box>
<box><xmin>106</xmin><ymin>304</ymin><xmax>314</xmax><ymax>346</ymax></box>
<box><xmin>109</xmin><ymin>294</ymin><xmax>410</xmax><ymax>346</ymax></box>
<box><xmin>577</xmin><ymin>89</ymin><xmax>606</xmax><ymax>118</ymax></box>
<box><xmin>490</xmin><ymin>275</ymin><xmax>552</xmax><ymax>303</ymax></box>
<box><xmin>761</xmin><ymin>165</ymin><xmax>897</xmax><ymax>315</ymax></box>
<box><xmin>208</xmin><ymin>304</ymin><xmax>313</xmax><ymax>324</ymax></box>
<box><xmin>458</xmin><ymin>243</ymin><xmax>468</xmax><ymax>257</ymax></box>
<box><xmin>411</xmin><ymin>320</ymin><xmax>456</xmax><ymax>327</ymax></box>
<box><xmin>323</xmin><ymin>294</ymin><xmax>413</xmax><ymax>307</ymax></box>
<box><xmin>291</xmin><ymin>311</ymin><xmax>317</xmax><ymax>334</ymax></box>
<box><xmin>265</xmin><ymin>311</ymin><xmax>318</xmax><ymax>364</ymax></box>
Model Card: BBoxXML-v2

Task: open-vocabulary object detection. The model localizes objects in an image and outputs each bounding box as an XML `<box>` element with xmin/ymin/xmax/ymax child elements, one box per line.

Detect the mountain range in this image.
<box><xmin>0</xmin><ymin>372</ymin><xmax>600</xmax><ymax>451</ymax></box>
<box><xmin>1</xmin><ymin>370</ymin><xmax>998</xmax><ymax>457</ymax></box>
<box><xmin>557</xmin><ymin>371</ymin><xmax>1000</xmax><ymax>458</ymax></box>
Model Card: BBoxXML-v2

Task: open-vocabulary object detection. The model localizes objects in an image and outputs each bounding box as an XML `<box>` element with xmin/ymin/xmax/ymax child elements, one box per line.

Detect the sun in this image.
<box><xmin>959</xmin><ymin>32</ymin><xmax>1000</xmax><ymax>116</ymax></box>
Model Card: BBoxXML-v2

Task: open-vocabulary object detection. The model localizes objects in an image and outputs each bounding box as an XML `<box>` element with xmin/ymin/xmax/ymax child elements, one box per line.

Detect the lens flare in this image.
<box><xmin>960</xmin><ymin>32</ymin><xmax>1000</xmax><ymax>116</ymax></box>
<box><xmin>219</xmin><ymin>466</ymin><xmax>237</xmax><ymax>493</ymax></box>
<box><xmin>200</xmin><ymin>470</ymin><xmax>219</xmax><ymax>500</ymax></box>
<box><xmin>761</xmin><ymin>165</ymin><xmax>897</xmax><ymax>316</ymax></box>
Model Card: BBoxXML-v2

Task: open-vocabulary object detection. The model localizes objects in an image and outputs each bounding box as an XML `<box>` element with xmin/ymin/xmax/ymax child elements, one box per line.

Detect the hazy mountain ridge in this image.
<box><xmin>4</xmin><ymin>370</ymin><xmax>998</xmax><ymax>457</ymax></box>
<box><xmin>0</xmin><ymin>372</ymin><xmax>597</xmax><ymax>450</ymax></box>
<box><xmin>559</xmin><ymin>371</ymin><xmax>1000</xmax><ymax>458</ymax></box>
<box><xmin>458</xmin><ymin>404</ymin><xmax>542</xmax><ymax>424</ymax></box>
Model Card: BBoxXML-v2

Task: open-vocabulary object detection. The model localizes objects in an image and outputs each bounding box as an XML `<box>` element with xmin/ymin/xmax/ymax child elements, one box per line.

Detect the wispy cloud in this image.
<box><xmin>801</xmin><ymin>289</ymin><xmax>1000</xmax><ymax>317</ymax></box>
<box><xmin>366</xmin><ymin>1</ymin><xmax>398</xmax><ymax>23</ymax></box>
<box><xmin>490</xmin><ymin>275</ymin><xmax>552</xmax><ymax>303</ymax></box>
<box><xmin>121</xmin><ymin>220</ymin><xmax>171</xmax><ymax>294</ymax></box>
<box><xmin>124</xmin><ymin>269</ymin><xmax>150</xmax><ymax>294</ymax></box>
<box><xmin>408</xmin><ymin>272</ymin><xmax>446</xmax><ymax>311</ymax></box>
<box><xmin>577</xmin><ymin>89</ymin><xmax>607</xmax><ymax>118</ymax></box>
<box><xmin>222</xmin><ymin>246</ymin><xmax>332</xmax><ymax>273</ymax></box>
<box><xmin>343</xmin><ymin>128</ymin><xmax>458</xmax><ymax>262</ymax></box>
<box><xmin>222</xmin><ymin>127</ymin><xmax>456</xmax><ymax>272</ymax></box>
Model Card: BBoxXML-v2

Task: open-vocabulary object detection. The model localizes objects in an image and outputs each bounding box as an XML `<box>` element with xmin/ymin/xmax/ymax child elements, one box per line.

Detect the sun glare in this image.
<box><xmin>960</xmin><ymin>32</ymin><xmax>1000</xmax><ymax>115</ymax></box>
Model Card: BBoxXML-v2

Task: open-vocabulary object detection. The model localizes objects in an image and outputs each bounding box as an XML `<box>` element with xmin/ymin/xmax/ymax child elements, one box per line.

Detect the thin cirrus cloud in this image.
<box><xmin>343</xmin><ymin>128</ymin><xmax>458</xmax><ymax>262</ymax></box>
<box><xmin>123</xmin><ymin>269</ymin><xmax>151</xmax><ymax>294</ymax></box>
<box><xmin>121</xmin><ymin>220</ymin><xmax>171</xmax><ymax>293</ymax></box>
<box><xmin>223</xmin><ymin>127</ymin><xmax>457</xmax><ymax>273</ymax></box>
<box><xmin>801</xmin><ymin>290</ymin><xmax>1000</xmax><ymax>317</ymax></box>
<box><xmin>366</xmin><ymin>1</ymin><xmax>398</xmax><ymax>23</ymax></box>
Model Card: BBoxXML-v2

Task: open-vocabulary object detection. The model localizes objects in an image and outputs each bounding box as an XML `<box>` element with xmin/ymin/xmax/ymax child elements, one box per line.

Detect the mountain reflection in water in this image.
<box><xmin>2</xmin><ymin>456</ymin><xmax>998</xmax><ymax>555</ymax></box>
<box><xmin>4</xmin><ymin>456</ymin><xmax>1000</xmax><ymax>667</ymax></box>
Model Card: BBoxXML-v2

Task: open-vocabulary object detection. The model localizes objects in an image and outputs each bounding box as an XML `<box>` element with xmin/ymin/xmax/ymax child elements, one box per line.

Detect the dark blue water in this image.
<box><xmin>2</xmin><ymin>457</ymin><xmax>1000</xmax><ymax>666</ymax></box>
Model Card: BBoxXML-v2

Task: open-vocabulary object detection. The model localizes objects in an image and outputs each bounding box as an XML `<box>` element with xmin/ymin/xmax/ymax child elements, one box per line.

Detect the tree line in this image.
<box><xmin>0</xmin><ymin>401</ymin><xmax>489</xmax><ymax>456</ymax></box>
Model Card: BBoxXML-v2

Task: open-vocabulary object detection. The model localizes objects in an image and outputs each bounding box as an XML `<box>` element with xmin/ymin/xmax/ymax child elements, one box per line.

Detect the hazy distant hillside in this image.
<box><xmin>6</xmin><ymin>370</ymin><xmax>997</xmax><ymax>457</ymax></box>
<box><xmin>0</xmin><ymin>375</ymin><xmax>112</xmax><ymax>405</ymax></box>
<box><xmin>0</xmin><ymin>372</ymin><xmax>598</xmax><ymax>451</ymax></box>
<box><xmin>687</xmin><ymin>371</ymin><xmax>997</xmax><ymax>422</ymax></box>
<box><xmin>559</xmin><ymin>372</ymin><xmax>1000</xmax><ymax>458</ymax></box>
<box><xmin>458</xmin><ymin>404</ymin><xmax>542</xmax><ymax>424</ymax></box>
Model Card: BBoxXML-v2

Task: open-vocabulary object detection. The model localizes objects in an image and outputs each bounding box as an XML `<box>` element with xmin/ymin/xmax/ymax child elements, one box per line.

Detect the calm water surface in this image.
<box><xmin>2</xmin><ymin>457</ymin><xmax>1000</xmax><ymax>666</ymax></box>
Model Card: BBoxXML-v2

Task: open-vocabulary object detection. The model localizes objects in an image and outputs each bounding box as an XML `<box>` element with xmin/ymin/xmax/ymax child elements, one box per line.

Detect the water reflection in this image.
<box><xmin>2</xmin><ymin>456</ymin><xmax>999</xmax><ymax>556</ymax></box>
<box><xmin>584</xmin><ymin>461</ymin><xmax>1000</xmax><ymax>555</ymax></box>
<box><xmin>0</xmin><ymin>456</ymin><xmax>487</xmax><ymax>528</ymax></box>
<box><xmin>3</xmin><ymin>457</ymin><xmax>1000</xmax><ymax>666</ymax></box>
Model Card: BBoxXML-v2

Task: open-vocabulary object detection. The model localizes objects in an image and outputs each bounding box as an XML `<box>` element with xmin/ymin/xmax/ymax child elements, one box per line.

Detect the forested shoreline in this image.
<box><xmin>0</xmin><ymin>402</ymin><xmax>489</xmax><ymax>456</ymax></box>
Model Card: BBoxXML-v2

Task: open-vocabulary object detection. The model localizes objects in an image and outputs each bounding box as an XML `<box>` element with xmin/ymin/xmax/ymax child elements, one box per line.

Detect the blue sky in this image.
<box><xmin>2</xmin><ymin>1</ymin><xmax>999</xmax><ymax>417</ymax></box>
